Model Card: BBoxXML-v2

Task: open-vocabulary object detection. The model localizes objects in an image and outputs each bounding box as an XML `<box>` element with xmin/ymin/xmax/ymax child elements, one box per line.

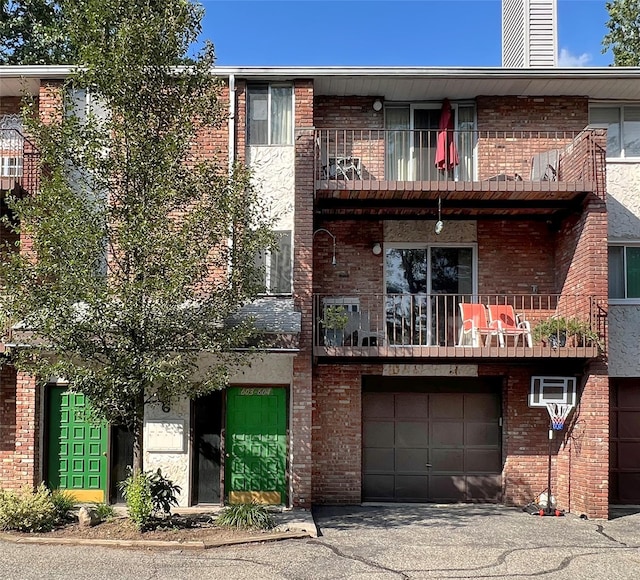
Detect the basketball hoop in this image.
<box><xmin>546</xmin><ymin>402</ymin><xmax>572</xmax><ymax>430</ymax></box>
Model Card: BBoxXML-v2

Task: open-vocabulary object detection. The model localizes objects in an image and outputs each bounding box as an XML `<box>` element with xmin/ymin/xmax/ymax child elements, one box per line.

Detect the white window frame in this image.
<box><xmin>260</xmin><ymin>230</ymin><xmax>292</xmax><ymax>296</ymax></box>
<box><xmin>0</xmin><ymin>156</ymin><xmax>22</xmax><ymax>177</ymax></box>
<box><xmin>590</xmin><ymin>104</ymin><xmax>640</xmax><ymax>161</ymax></box>
<box><xmin>609</xmin><ymin>241</ymin><xmax>640</xmax><ymax>304</ymax></box>
<box><xmin>383</xmin><ymin>242</ymin><xmax>479</xmax><ymax>296</ymax></box>
<box><xmin>383</xmin><ymin>242</ymin><xmax>478</xmax><ymax>346</ymax></box>
<box><xmin>247</xmin><ymin>83</ymin><xmax>294</xmax><ymax>146</ymax></box>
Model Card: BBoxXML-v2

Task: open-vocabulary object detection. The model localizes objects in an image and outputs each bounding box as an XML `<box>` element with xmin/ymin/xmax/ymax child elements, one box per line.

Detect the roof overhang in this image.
<box><xmin>3</xmin><ymin>65</ymin><xmax>640</xmax><ymax>101</ymax></box>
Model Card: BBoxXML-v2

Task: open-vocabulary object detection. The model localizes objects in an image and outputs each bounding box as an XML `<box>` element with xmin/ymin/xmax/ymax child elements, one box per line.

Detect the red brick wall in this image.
<box><xmin>312</xmin><ymin>363</ymin><xmax>382</xmax><ymax>503</ymax></box>
<box><xmin>0</xmin><ymin>368</ymin><xmax>39</xmax><ymax>490</ymax></box>
<box><xmin>495</xmin><ymin>363</ymin><xmax>569</xmax><ymax>508</ymax></box>
<box><xmin>477</xmin><ymin>221</ymin><xmax>556</xmax><ymax>295</ymax></box>
<box><xmin>477</xmin><ymin>96</ymin><xmax>589</xmax><ymax>132</ymax></box>
<box><xmin>313</xmin><ymin>220</ymin><xmax>384</xmax><ymax>296</ymax></box>
<box><xmin>315</xmin><ymin>96</ymin><xmax>385</xmax><ymax>181</ymax></box>
<box><xmin>475</xmin><ymin>94</ymin><xmax>589</xmax><ymax>180</ymax></box>
<box><xmin>292</xmin><ymin>79</ymin><xmax>314</xmax><ymax>507</ymax></box>
<box><xmin>235</xmin><ymin>80</ymin><xmax>247</xmax><ymax>163</ymax></box>
<box><xmin>314</xmin><ymin>97</ymin><xmax>384</xmax><ymax>129</ymax></box>
<box><xmin>557</xmin><ymin>361</ymin><xmax>609</xmax><ymax>519</ymax></box>
<box><xmin>192</xmin><ymin>81</ymin><xmax>229</xmax><ymax>163</ymax></box>
<box><xmin>312</xmin><ymin>360</ymin><xmax>607</xmax><ymax>518</ymax></box>
<box><xmin>0</xmin><ymin>97</ymin><xmax>22</xmax><ymax>115</ymax></box>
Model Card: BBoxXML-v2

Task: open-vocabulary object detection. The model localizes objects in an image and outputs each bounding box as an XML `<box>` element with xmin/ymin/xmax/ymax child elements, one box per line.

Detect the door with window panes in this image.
<box><xmin>385</xmin><ymin>246</ymin><xmax>474</xmax><ymax>346</ymax></box>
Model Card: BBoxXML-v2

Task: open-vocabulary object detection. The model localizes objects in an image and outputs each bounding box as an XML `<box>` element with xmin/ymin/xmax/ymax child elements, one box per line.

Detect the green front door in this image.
<box><xmin>47</xmin><ymin>386</ymin><xmax>108</xmax><ymax>502</ymax></box>
<box><xmin>226</xmin><ymin>387</ymin><xmax>287</xmax><ymax>504</ymax></box>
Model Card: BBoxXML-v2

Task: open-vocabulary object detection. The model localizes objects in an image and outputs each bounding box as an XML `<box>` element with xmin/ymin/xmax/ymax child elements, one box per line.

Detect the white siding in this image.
<box><xmin>502</xmin><ymin>0</ymin><xmax>557</xmax><ymax>67</ymax></box>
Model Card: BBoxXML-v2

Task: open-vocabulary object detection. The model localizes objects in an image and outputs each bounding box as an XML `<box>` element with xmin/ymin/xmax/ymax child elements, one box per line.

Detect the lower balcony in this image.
<box><xmin>312</xmin><ymin>293</ymin><xmax>605</xmax><ymax>359</ymax></box>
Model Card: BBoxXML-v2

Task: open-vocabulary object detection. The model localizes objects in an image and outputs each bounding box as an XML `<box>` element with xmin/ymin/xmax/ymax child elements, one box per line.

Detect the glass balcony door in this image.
<box><xmin>384</xmin><ymin>104</ymin><xmax>475</xmax><ymax>182</ymax></box>
<box><xmin>385</xmin><ymin>245</ymin><xmax>476</xmax><ymax>346</ymax></box>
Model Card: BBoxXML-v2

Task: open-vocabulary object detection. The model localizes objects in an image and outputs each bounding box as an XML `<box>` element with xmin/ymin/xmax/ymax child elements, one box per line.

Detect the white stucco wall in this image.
<box><xmin>247</xmin><ymin>146</ymin><xmax>295</xmax><ymax>230</ymax></box>
<box><xmin>607</xmin><ymin>162</ymin><xmax>640</xmax><ymax>376</ymax></box>
<box><xmin>608</xmin><ymin>304</ymin><xmax>640</xmax><ymax>377</ymax></box>
<box><xmin>144</xmin><ymin>396</ymin><xmax>191</xmax><ymax>507</ymax></box>
<box><xmin>607</xmin><ymin>163</ymin><xmax>640</xmax><ymax>240</ymax></box>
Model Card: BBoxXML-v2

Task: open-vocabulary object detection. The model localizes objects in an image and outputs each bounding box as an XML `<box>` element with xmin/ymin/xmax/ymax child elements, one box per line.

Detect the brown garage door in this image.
<box><xmin>363</xmin><ymin>387</ymin><xmax>501</xmax><ymax>503</ymax></box>
<box><xmin>610</xmin><ymin>379</ymin><xmax>640</xmax><ymax>504</ymax></box>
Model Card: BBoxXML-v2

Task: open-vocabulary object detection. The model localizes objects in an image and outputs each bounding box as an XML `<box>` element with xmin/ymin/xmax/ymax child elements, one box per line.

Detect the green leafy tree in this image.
<box><xmin>0</xmin><ymin>0</ymin><xmax>76</xmax><ymax>64</ymax></box>
<box><xmin>602</xmin><ymin>0</ymin><xmax>640</xmax><ymax>65</ymax></box>
<box><xmin>0</xmin><ymin>0</ymin><xmax>273</xmax><ymax>471</ymax></box>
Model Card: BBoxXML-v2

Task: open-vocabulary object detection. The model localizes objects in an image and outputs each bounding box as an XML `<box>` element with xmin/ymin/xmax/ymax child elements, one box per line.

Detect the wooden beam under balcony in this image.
<box><xmin>314</xmin><ymin>182</ymin><xmax>590</xmax><ymax>219</ymax></box>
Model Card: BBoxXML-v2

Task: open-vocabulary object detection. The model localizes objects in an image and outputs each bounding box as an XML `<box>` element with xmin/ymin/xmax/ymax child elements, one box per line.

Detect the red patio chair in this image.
<box><xmin>487</xmin><ymin>304</ymin><xmax>533</xmax><ymax>348</ymax></box>
<box><xmin>458</xmin><ymin>303</ymin><xmax>504</xmax><ymax>347</ymax></box>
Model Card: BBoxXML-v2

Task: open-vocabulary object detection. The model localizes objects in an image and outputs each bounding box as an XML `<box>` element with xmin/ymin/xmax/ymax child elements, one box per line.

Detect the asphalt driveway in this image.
<box><xmin>1</xmin><ymin>505</ymin><xmax>640</xmax><ymax>579</ymax></box>
<box><xmin>310</xmin><ymin>504</ymin><xmax>640</xmax><ymax>579</ymax></box>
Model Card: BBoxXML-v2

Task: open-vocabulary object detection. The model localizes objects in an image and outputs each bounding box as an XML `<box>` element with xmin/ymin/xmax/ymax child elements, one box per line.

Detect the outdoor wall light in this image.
<box><xmin>435</xmin><ymin>196</ymin><xmax>444</xmax><ymax>235</ymax></box>
<box><xmin>372</xmin><ymin>242</ymin><xmax>382</xmax><ymax>255</ymax></box>
<box><xmin>313</xmin><ymin>228</ymin><xmax>337</xmax><ymax>266</ymax></box>
<box><xmin>372</xmin><ymin>99</ymin><xmax>383</xmax><ymax>112</ymax></box>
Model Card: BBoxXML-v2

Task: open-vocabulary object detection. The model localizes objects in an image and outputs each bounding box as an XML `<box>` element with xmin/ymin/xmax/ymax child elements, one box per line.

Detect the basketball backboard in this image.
<box><xmin>529</xmin><ymin>376</ymin><xmax>576</xmax><ymax>408</ymax></box>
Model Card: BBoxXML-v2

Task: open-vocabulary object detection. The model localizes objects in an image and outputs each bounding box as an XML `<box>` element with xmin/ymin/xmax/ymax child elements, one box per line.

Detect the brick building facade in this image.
<box><xmin>2</xmin><ymin>65</ymin><xmax>640</xmax><ymax>519</ymax></box>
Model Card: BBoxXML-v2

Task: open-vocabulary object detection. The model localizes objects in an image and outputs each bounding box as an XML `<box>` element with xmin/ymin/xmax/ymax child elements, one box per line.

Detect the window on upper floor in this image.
<box><xmin>590</xmin><ymin>106</ymin><xmax>640</xmax><ymax>159</ymax></box>
<box><xmin>0</xmin><ymin>114</ymin><xmax>24</xmax><ymax>178</ymax></box>
<box><xmin>254</xmin><ymin>230</ymin><xmax>292</xmax><ymax>294</ymax></box>
<box><xmin>247</xmin><ymin>84</ymin><xmax>293</xmax><ymax>145</ymax></box>
<box><xmin>609</xmin><ymin>244</ymin><xmax>640</xmax><ymax>300</ymax></box>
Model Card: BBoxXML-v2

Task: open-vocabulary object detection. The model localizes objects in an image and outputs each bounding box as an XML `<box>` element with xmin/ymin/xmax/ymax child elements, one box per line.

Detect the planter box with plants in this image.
<box><xmin>532</xmin><ymin>316</ymin><xmax>600</xmax><ymax>349</ymax></box>
<box><xmin>321</xmin><ymin>305</ymin><xmax>350</xmax><ymax>347</ymax></box>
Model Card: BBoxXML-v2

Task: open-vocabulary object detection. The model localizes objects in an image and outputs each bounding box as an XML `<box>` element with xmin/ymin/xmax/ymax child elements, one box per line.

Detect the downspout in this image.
<box><xmin>228</xmin><ymin>73</ymin><xmax>236</xmax><ymax>174</ymax></box>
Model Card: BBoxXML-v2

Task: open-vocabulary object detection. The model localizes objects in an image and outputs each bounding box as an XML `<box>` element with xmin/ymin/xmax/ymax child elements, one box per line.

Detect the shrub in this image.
<box><xmin>147</xmin><ymin>469</ymin><xmax>181</xmax><ymax>516</ymax></box>
<box><xmin>50</xmin><ymin>489</ymin><xmax>77</xmax><ymax>521</ymax></box>
<box><xmin>93</xmin><ymin>502</ymin><xmax>115</xmax><ymax>521</ymax></box>
<box><xmin>118</xmin><ymin>468</ymin><xmax>181</xmax><ymax>529</ymax></box>
<box><xmin>216</xmin><ymin>502</ymin><xmax>275</xmax><ymax>531</ymax></box>
<box><xmin>0</xmin><ymin>484</ymin><xmax>59</xmax><ymax>532</ymax></box>
<box><xmin>118</xmin><ymin>471</ymin><xmax>153</xmax><ymax>530</ymax></box>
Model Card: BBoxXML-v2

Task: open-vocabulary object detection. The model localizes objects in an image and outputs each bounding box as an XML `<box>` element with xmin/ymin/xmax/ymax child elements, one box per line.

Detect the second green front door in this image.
<box><xmin>225</xmin><ymin>387</ymin><xmax>287</xmax><ymax>504</ymax></box>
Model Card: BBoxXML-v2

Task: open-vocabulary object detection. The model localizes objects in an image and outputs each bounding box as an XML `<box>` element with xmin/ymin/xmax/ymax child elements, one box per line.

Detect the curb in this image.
<box><xmin>0</xmin><ymin>530</ymin><xmax>312</xmax><ymax>551</ymax></box>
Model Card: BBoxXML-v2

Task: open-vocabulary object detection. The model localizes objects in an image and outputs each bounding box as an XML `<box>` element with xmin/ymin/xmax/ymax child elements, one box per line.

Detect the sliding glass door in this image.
<box><xmin>384</xmin><ymin>104</ymin><xmax>475</xmax><ymax>181</ymax></box>
<box><xmin>385</xmin><ymin>245</ymin><xmax>475</xmax><ymax>346</ymax></box>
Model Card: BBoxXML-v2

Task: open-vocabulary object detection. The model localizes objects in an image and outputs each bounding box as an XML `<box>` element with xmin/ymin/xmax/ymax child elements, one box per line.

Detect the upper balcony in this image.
<box><xmin>314</xmin><ymin>128</ymin><xmax>605</xmax><ymax>220</ymax></box>
<box><xmin>313</xmin><ymin>293</ymin><xmax>605</xmax><ymax>360</ymax></box>
<box><xmin>0</xmin><ymin>129</ymin><xmax>39</xmax><ymax>195</ymax></box>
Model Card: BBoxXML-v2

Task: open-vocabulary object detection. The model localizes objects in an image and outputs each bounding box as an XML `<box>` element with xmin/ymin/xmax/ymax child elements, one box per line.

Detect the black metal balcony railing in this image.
<box><xmin>314</xmin><ymin>128</ymin><xmax>602</xmax><ymax>190</ymax></box>
<box><xmin>313</xmin><ymin>293</ymin><xmax>605</xmax><ymax>359</ymax></box>
<box><xmin>0</xmin><ymin>128</ymin><xmax>39</xmax><ymax>192</ymax></box>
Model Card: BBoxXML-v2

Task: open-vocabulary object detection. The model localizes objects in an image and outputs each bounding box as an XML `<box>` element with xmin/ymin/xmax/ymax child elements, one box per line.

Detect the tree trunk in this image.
<box><xmin>131</xmin><ymin>392</ymin><xmax>145</xmax><ymax>475</ymax></box>
<box><xmin>132</xmin><ymin>421</ymin><xmax>144</xmax><ymax>475</ymax></box>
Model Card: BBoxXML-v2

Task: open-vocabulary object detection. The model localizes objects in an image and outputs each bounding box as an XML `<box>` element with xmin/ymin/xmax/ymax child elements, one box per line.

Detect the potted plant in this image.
<box><xmin>533</xmin><ymin>316</ymin><xmax>600</xmax><ymax>349</ymax></box>
<box><xmin>321</xmin><ymin>305</ymin><xmax>350</xmax><ymax>346</ymax></box>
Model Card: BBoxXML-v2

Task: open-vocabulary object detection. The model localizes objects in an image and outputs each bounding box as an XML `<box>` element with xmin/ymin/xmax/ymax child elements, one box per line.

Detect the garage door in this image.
<box><xmin>363</xmin><ymin>389</ymin><xmax>501</xmax><ymax>503</ymax></box>
<box><xmin>610</xmin><ymin>379</ymin><xmax>640</xmax><ymax>504</ymax></box>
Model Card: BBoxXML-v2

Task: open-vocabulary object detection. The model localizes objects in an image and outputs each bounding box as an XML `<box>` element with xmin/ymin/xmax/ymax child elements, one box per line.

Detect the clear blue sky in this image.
<box><xmin>199</xmin><ymin>0</ymin><xmax>612</xmax><ymax>67</ymax></box>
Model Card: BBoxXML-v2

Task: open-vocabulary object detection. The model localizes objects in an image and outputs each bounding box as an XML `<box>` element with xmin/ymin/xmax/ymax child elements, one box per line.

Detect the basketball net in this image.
<box><xmin>546</xmin><ymin>402</ymin><xmax>573</xmax><ymax>430</ymax></box>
